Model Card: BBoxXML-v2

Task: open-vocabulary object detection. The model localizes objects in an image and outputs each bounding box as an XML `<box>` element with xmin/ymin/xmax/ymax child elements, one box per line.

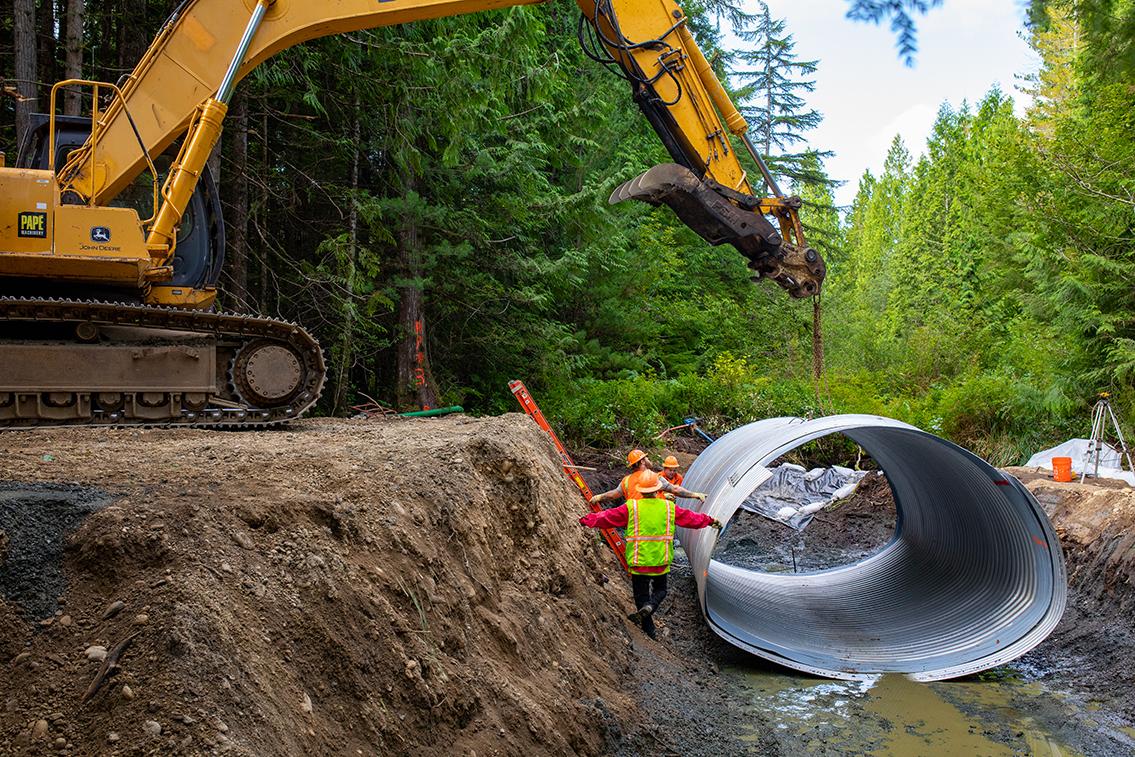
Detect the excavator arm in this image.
<box><xmin>578</xmin><ymin>0</ymin><xmax>824</xmax><ymax>295</ymax></box>
<box><xmin>58</xmin><ymin>0</ymin><xmax>824</xmax><ymax>299</ymax></box>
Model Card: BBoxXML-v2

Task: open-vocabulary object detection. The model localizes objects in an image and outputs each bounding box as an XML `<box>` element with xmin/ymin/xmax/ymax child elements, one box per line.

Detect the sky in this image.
<box><xmin>733</xmin><ymin>0</ymin><xmax>1042</xmax><ymax>206</ymax></box>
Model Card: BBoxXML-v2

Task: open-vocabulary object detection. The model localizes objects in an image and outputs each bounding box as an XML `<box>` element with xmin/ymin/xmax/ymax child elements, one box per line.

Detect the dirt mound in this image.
<box><xmin>1008</xmin><ymin>467</ymin><xmax>1135</xmax><ymax>723</ymax></box>
<box><xmin>0</xmin><ymin>417</ymin><xmax>647</xmax><ymax>755</ymax></box>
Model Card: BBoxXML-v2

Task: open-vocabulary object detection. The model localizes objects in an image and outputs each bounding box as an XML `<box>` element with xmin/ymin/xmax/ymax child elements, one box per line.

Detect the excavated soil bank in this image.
<box><xmin>0</xmin><ymin>417</ymin><xmax>759</xmax><ymax>756</ymax></box>
<box><xmin>1008</xmin><ymin>468</ymin><xmax>1135</xmax><ymax>725</ymax></box>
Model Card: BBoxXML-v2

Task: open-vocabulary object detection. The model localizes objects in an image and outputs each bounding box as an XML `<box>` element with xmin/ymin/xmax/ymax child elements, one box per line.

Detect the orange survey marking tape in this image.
<box><xmin>509</xmin><ymin>380</ymin><xmax>629</xmax><ymax>573</ymax></box>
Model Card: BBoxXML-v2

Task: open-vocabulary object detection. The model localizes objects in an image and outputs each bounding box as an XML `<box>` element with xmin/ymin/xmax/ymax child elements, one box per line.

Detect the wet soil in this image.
<box><xmin>714</xmin><ymin>470</ymin><xmax>896</xmax><ymax>573</ymax></box>
<box><xmin>0</xmin><ymin>485</ymin><xmax>112</xmax><ymax>620</ymax></box>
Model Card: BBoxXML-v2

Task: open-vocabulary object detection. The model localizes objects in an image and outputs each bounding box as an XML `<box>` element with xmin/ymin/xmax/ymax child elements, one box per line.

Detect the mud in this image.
<box><xmin>713</xmin><ymin>470</ymin><xmax>895</xmax><ymax>573</ymax></box>
<box><xmin>1009</xmin><ymin>468</ymin><xmax>1135</xmax><ymax>728</ymax></box>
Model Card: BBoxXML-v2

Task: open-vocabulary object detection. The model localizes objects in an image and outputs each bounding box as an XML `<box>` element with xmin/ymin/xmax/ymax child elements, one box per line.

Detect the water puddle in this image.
<box><xmin>731</xmin><ymin>661</ymin><xmax>1132</xmax><ymax>755</ymax></box>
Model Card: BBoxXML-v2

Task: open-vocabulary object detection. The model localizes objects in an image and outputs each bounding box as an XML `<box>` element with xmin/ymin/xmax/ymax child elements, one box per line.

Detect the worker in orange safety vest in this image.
<box><xmin>588</xmin><ymin>449</ymin><xmax>705</xmax><ymax>507</ymax></box>
<box><xmin>659</xmin><ymin>455</ymin><xmax>684</xmax><ymax>500</ymax></box>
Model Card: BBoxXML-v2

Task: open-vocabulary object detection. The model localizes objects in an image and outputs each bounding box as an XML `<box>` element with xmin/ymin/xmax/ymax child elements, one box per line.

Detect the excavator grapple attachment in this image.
<box><xmin>610</xmin><ymin>163</ymin><xmax>825</xmax><ymax>298</ymax></box>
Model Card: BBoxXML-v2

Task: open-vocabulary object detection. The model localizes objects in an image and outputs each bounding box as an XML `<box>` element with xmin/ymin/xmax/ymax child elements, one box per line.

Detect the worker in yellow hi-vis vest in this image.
<box><xmin>580</xmin><ymin>481</ymin><xmax>721</xmax><ymax>639</ymax></box>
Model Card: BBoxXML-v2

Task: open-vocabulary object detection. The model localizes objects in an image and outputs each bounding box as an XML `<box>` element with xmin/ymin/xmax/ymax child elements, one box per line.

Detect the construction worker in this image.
<box><xmin>660</xmin><ymin>455</ymin><xmax>684</xmax><ymax>500</ymax></box>
<box><xmin>580</xmin><ymin>481</ymin><xmax>722</xmax><ymax>639</ymax></box>
<box><xmin>589</xmin><ymin>449</ymin><xmax>703</xmax><ymax>506</ymax></box>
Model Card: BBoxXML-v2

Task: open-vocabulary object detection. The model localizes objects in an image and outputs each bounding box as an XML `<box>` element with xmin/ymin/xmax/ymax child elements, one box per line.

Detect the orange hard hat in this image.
<box><xmin>626</xmin><ymin>449</ymin><xmax>648</xmax><ymax>467</ymax></box>
<box><xmin>662</xmin><ymin>455</ymin><xmax>680</xmax><ymax>468</ymax></box>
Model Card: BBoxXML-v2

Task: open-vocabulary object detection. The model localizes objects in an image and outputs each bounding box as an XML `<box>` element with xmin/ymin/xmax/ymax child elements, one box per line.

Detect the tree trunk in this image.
<box><xmin>257</xmin><ymin>107</ymin><xmax>270</xmax><ymax>312</ymax></box>
<box><xmin>14</xmin><ymin>0</ymin><xmax>37</xmax><ymax>146</ymax></box>
<box><xmin>331</xmin><ymin>100</ymin><xmax>361</xmax><ymax>415</ymax></box>
<box><xmin>226</xmin><ymin>92</ymin><xmax>249</xmax><ymax>307</ymax></box>
<box><xmin>63</xmin><ymin>0</ymin><xmax>84</xmax><ymax>116</ymax></box>
<box><xmin>395</xmin><ymin>171</ymin><xmax>440</xmax><ymax>411</ymax></box>
<box><xmin>38</xmin><ymin>0</ymin><xmax>56</xmax><ymax>95</ymax></box>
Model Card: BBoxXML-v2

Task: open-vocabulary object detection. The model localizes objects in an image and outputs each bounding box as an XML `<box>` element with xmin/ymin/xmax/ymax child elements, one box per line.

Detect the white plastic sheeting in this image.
<box><xmin>1026</xmin><ymin>438</ymin><xmax>1135</xmax><ymax>486</ymax></box>
<box><xmin>678</xmin><ymin>415</ymin><xmax>1067</xmax><ymax>682</ymax></box>
<box><xmin>740</xmin><ymin>464</ymin><xmax>866</xmax><ymax>530</ymax></box>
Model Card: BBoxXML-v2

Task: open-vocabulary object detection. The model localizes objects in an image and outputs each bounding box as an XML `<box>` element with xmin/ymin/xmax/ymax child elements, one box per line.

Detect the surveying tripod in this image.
<box><xmin>1083</xmin><ymin>393</ymin><xmax>1135</xmax><ymax>482</ymax></box>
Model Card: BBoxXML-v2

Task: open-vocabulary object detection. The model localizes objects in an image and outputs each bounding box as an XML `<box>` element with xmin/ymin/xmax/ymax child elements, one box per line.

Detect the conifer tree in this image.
<box><xmin>731</xmin><ymin>2</ymin><xmax>827</xmax><ymax>187</ymax></box>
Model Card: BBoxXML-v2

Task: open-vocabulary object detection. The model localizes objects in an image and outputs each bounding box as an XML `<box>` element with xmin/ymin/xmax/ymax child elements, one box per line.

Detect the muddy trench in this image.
<box><xmin>0</xmin><ymin>419</ymin><xmax>1132</xmax><ymax>755</ymax></box>
<box><xmin>604</xmin><ymin>459</ymin><xmax>1135</xmax><ymax>757</ymax></box>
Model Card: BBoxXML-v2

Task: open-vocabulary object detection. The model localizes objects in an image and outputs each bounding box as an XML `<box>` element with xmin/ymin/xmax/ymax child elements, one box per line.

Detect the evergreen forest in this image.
<box><xmin>1</xmin><ymin>0</ymin><xmax>1133</xmax><ymax>464</ymax></box>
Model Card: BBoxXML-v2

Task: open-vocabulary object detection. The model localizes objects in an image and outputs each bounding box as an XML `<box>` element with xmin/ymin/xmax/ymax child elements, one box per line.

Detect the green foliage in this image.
<box><xmin>5</xmin><ymin>0</ymin><xmax>1132</xmax><ymax>466</ymax></box>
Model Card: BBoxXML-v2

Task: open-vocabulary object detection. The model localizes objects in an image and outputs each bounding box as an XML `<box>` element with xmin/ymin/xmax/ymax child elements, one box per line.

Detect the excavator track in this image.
<box><xmin>0</xmin><ymin>298</ymin><xmax>325</xmax><ymax>428</ymax></box>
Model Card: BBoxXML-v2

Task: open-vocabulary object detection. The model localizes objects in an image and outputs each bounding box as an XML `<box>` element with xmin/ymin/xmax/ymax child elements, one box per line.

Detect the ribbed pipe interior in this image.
<box><xmin>679</xmin><ymin>416</ymin><xmax>1067</xmax><ymax>682</ymax></box>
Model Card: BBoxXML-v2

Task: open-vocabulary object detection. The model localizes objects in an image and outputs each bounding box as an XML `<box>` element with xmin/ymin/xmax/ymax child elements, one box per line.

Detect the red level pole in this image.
<box><xmin>509</xmin><ymin>380</ymin><xmax>629</xmax><ymax>572</ymax></box>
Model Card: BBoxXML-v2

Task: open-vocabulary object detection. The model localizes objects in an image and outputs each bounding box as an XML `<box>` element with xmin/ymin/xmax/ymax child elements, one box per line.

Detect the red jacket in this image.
<box><xmin>580</xmin><ymin>504</ymin><xmax>715</xmax><ymax>575</ymax></box>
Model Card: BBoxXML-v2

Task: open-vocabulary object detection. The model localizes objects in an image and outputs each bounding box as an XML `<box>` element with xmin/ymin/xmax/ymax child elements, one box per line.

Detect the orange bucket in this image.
<box><xmin>1052</xmin><ymin>456</ymin><xmax>1074</xmax><ymax>482</ymax></box>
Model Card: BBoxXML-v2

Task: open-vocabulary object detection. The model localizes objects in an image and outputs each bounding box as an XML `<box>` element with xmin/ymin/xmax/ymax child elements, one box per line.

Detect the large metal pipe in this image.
<box><xmin>679</xmin><ymin>415</ymin><xmax>1067</xmax><ymax>682</ymax></box>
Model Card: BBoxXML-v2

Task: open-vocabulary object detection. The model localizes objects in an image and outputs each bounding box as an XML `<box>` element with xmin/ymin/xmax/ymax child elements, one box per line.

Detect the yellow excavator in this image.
<box><xmin>0</xmin><ymin>0</ymin><xmax>825</xmax><ymax>427</ymax></box>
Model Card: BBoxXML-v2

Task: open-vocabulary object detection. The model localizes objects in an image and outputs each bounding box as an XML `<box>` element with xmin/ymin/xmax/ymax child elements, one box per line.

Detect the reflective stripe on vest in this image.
<box><xmin>625</xmin><ymin>497</ymin><xmax>676</xmax><ymax>573</ymax></box>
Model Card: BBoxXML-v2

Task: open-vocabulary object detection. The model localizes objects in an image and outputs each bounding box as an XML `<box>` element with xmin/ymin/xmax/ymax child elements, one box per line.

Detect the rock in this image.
<box><xmin>301</xmin><ymin>692</ymin><xmax>313</xmax><ymax>713</ymax></box>
<box><xmin>53</xmin><ymin>736</ymin><xmax>66</xmax><ymax>749</ymax></box>
<box><xmin>216</xmin><ymin>721</ymin><xmax>229</xmax><ymax>733</ymax></box>
<box><xmin>133</xmin><ymin>613</ymin><xmax>149</xmax><ymax>625</ymax></box>
<box><xmin>58</xmin><ymin>615</ymin><xmax>72</xmax><ymax>628</ymax></box>
<box><xmin>142</xmin><ymin>720</ymin><xmax>162</xmax><ymax>737</ymax></box>
<box><xmin>404</xmin><ymin>659</ymin><xmax>419</xmax><ymax>679</ymax></box>
<box><xmin>85</xmin><ymin>645</ymin><xmax>108</xmax><ymax>662</ymax></box>
<box><xmin>101</xmin><ymin>600</ymin><xmax>126</xmax><ymax>620</ymax></box>
<box><xmin>175</xmin><ymin>713</ymin><xmax>196</xmax><ymax>724</ymax></box>
<box><xmin>13</xmin><ymin>651</ymin><xmax>32</xmax><ymax>665</ymax></box>
<box><xmin>107</xmin><ymin>732</ymin><xmax>120</xmax><ymax>744</ymax></box>
<box><xmin>121</xmin><ymin>684</ymin><xmax>135</xmax><ymax>700</ymax></box>
<box><xmin>232</xmin><ymin>531</ymin><xmax>255</xmax><ymax>550</ymax></box>
<box><xmin>49</xmin><ymin>712</ymin><xmax>63</xmax><ymax>722</ymax></box>
<box><xmin>221</xmin><ymin>562</ymin><xmax>234</xmax><ymax>574</ymax></box>
<box><xmin>32</xmin><ymin>719</ymin><xmax>49</xmax><ymax>739</ymax></box>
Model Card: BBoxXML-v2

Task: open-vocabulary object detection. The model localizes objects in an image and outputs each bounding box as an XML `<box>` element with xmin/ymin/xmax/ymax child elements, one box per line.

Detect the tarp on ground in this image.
<box><xmin>740</xmin><ymin>463</ymin><xmax>866</xmax><ymax>530</ymax></box>
<box><xmin>1026</xmin><ymin>438</ymin><xmax>1135</xmax><ymax>486</ymax></box>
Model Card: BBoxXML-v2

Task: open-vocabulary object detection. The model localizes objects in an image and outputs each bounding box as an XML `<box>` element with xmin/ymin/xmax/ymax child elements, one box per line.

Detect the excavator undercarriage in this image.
<box><xmin>0</xmin><ymin>298</ymin><xmax>324</xmax><ymax>427</ymax></box>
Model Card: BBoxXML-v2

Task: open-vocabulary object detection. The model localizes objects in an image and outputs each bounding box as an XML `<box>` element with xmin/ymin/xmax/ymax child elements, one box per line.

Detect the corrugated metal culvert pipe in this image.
<box><xmin>679</xmin><ymin>415</ymin><xmax>1067</xmax><ymax>682</ymax></box>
